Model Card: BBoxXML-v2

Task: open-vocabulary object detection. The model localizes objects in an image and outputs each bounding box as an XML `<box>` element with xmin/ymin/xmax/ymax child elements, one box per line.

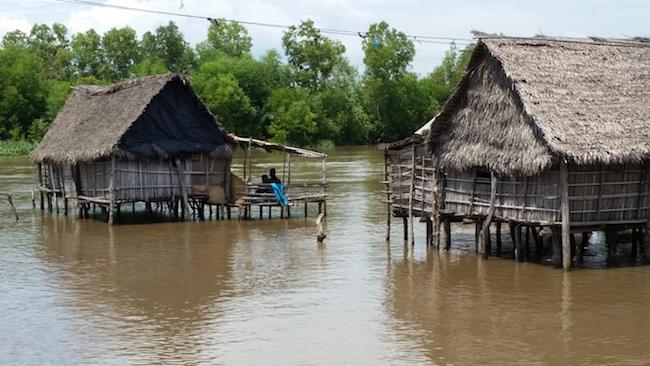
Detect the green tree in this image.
<box><xmin>428</xmin><ymin>42</ymin><xmax>474</xmax><ymax>105</ymax></box>
<box><xmin>266</xmin><ymin>87</ymin><xmax>317</xmax><ymax>145</ymax></box>
<box><xmin>140</xmin><ymin>22</ymin><xmax>195</xmax><ymax>73</ymax></box>
<box><xmin>70</xmin><ymin>29</ymin><xmax>105</xmax><ymax>78</ymax></box>
<box><xmin>0</xmin><ymin>44</ymin><xmax>48</xmax><ymax>139</ymax></box>
<box><xmin>2</xmin><ymin>30</ymin><xmax>29</xmax><ymax>47</ymax></box>
<box><xmin>362</xmin><ymin>21</ymin><xmax>415</xmax><ymax>80</ymax></box>
<box><xmin>102</xmin><ymin>26</ymin><xmax>139</xmax><ymax>80</ymax></box>
<box><xmin>361</xmin><ymin>21</ymin><xmax>440</xmax><ymax>142</ymax></box>
<box><xmin>197</xmin><ymin>19</ymin><xmax>252</xmax><ymax>60</ymax></box>
<box><xmin>27</xmin><ymin>23</ymin><xmax>72</xmax><ymax>80</ymax></box>
<box><xmin>193</xmin><ymin>50</ymin><xmax>291</xmax><ymax>137</ymax></box>
<box><xmin>282</xmin><ymin>20</ymin><xmax>346</xmax><ymax>89</ymax></box>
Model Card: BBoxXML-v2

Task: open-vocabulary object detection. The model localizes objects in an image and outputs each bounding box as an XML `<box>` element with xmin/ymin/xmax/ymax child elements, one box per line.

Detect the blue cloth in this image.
<box><xmin>271</xmin><ymin>183</ymin><xmax>288</xmax><ymax>207</ymax></box>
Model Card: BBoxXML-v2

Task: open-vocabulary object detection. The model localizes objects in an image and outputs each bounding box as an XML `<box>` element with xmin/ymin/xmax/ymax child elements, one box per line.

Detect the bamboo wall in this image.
<box><xmin>442</xmin><ymin>163</ymin><xmax>648</xmax><ymax>225</ymax></box>
<box><xmin>385</xmin><ymin>143</ymin><xmax>435</xmax><ymax>217</ymax></box>
<box><xmin>41</xmin><ymin>154</ymin><xmax>229</xmax><ymax>203</ymax></box>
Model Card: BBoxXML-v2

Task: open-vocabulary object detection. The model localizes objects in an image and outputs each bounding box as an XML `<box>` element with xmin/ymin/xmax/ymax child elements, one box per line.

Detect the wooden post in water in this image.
<box><xmin>552</xmin><ymin>227</ymin><xmax>562</xmax><ymax>268</ymax></box>
<box><xmin>108</xmin><ymin>156</ymin><xmax>116</xmax><ymax>225</ymax></box>
<box><xmin>496</xmin><ymin>221</ymin><xmax>502</xmax><ymax>256</ymax></box>
<box><xmin>38</xmin><ymin>163</ymin><xmax>44</xmax><ymax>210</ymax></box>
<box><xmin>442</xmin><ymin>217</ymin><xmax>451</xmax><ymax>250</ymax></box>
<box><xmin>479</xmin><ymin>172</ymin><xmax>497</xmax><ymax>259</ymax></box>
<box><xmin>560</xmin><ymin>160</ymin><xmax>572</xmax><ymax>270</ymax></box>
<box><xmin>384</xmin><ymin>151</ymin><xmax>391</xmax><ymax>241</ymax></box>
<box><xmin>174</xmin><ymin>158</ymin><xmax>190</xmax><ymax>221</ymax></box>
<box><xmin>50</xmin><ymin>164</ymin><xmax>59</xmax><ymax>214</ymax></box>
<box><xmin>321</xmin><ymin>156</ymin><xmax>327</xmax><ymax>216</ymax></box>
<box><xmin>408</xmin><ymin>145</ymin><xmax>416</xmax><ymax>246</ymax></box>
<box><xmin>514</xmin><ymin>224</ymin><xmax>523</xmax><ymax>261</ymax></box>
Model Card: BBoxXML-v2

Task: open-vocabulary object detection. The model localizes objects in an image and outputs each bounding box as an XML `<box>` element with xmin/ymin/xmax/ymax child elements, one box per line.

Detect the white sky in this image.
<box><xmin>0</xmin><ymin>0</ymin><xmax>648</xmax><ymax>75</ymax></box>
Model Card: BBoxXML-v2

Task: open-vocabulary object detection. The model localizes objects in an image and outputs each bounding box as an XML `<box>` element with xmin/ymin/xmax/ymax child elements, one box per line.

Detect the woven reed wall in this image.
<box><xmin>77</xmin><ymin>154</ymin><xmax>228</xmax><ymax>202</ymax></box>
<box><xmin>386</xmin><ymin>143</ymin><xmax>435</xmax><ymax>217</ymax></box>
<box><xmin>443</xmin><ymin>163</ymin><xmax>648</xmax><ymax>225</ymax></box>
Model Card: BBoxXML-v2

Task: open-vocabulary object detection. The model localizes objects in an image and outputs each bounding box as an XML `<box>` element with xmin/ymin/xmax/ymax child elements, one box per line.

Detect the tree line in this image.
<box><xmin>0</xmin><ymin>20</ymin><xmax>472</xmax><ymax>147</ymax></box>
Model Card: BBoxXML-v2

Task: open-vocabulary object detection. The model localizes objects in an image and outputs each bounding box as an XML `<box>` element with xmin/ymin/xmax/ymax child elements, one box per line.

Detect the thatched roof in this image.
<box><xmin>428</xmin><ymin>37</ymin><xmax>650</xmax><ymax>175</ymax></box>
<box><xmin>33</xmin><ymin>74</ymin><xmax>232</xmax><ymax>163</ymax></box>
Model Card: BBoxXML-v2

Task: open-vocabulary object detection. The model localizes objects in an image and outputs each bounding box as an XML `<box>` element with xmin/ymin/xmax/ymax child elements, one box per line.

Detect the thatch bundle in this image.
<box><xmin>429</xmin><ymin>37</ymin><xmax>650</xmax><ymax>176</ymax></box>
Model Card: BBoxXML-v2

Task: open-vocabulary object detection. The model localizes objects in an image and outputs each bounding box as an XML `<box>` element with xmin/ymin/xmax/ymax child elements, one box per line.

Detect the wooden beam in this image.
<box><xmin>479</xmin><ymin>172</ymin><xmax>497</xmax><ymax>259</ymax></box>
<box><xmin>560</xmin><ymin>160</ymin><xmax>571</xmax><ymax>270</ymax></box>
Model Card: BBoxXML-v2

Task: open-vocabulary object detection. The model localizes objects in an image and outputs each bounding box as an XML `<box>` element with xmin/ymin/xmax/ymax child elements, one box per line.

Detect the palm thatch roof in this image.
<box><xmin>32</xmin><ymin>74</ymin><xmax>232</xmax><ymax>163</ymax></box>
<box><xmin>428</xmin><ymin>36</ymin><xmax>650</xmax><ymax>176</ymax></box>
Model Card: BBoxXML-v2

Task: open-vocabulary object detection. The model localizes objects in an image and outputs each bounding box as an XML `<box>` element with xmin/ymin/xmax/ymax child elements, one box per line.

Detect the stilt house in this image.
<box><xmin>32</xmin><ymin>74</ymin><xmax>235</xmax><ymax>223</ymax></box>
<box><xmin>378</xmin><ymin>118</ymin><xmax>436</xmax><ymax>242</ymax></box>
<box><xmin>426</xmin><ymin>36</ymin><xmax>650</xmax><ymax>269</ymax></box>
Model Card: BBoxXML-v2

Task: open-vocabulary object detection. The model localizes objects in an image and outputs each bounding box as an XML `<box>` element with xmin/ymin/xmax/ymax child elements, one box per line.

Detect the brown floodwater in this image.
<box><xmin>1</xmin><ymin>146</ymin><xmax>650</xmax><ymax>365</ymax></box>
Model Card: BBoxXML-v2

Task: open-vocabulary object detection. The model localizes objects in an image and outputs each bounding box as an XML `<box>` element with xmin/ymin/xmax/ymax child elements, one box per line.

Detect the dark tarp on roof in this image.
<box><xmin>119</xmin><ymin>77</ymin><xmax>230</xmax><ymax>158</ymax></box>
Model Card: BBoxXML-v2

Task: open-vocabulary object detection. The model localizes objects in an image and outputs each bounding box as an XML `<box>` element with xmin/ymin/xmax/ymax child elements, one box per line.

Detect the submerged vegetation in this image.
<box><xmin>0</xmin><ymin>19</ymin><xmax>472</xmax><ymax>154</ymax></box>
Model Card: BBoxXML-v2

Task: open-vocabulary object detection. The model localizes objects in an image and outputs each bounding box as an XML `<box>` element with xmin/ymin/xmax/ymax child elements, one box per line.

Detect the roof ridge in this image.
<box><xmin>479</xmin><ymin>36</ymin><xmax>650</xmax><ymax>48</ymax></box>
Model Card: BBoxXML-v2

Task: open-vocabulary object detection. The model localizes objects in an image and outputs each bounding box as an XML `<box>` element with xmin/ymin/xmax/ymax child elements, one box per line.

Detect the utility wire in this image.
<box><xmin>54</xmin><ymin>0</ymin><xmax>473</xmax><ymax>46</ymax></box>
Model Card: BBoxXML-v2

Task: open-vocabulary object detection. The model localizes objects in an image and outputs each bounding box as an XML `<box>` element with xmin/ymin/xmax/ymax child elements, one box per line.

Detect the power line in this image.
<box><xmin>54</xmin><ymin>0</ymin><xmax>473</xmax><ymax>46</ymax></box>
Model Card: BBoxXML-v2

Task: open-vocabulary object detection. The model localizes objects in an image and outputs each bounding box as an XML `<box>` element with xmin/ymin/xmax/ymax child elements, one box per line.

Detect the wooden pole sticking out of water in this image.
<box><xmin>408</xmin><ymin>145</ymin><xmax>415</xmax><ymax>246</ymax></box>
<box><xmin>479</xmin><ymin>172</ymin><xmax>497</xmax><ymax>259</ymax></box>
<box><xmin>0</xmin><ymin>192</ymin><xmax>18</xmax><ymax>221</ymax></box>
<box><xmin>560</xmin><ymin>160</ymin><xmax>572</xmax><ymax>270</ymax></box>
<box><xmin>108</xmin><ymin>156</ymin><xmax>116</xmax><ymax>225</ymax></box>
<box><xmin>495</xmin><ymin>222</ymin><xmax>502</xmax><ymax>256</ymax></box>
<box><xmin>384</xmin><ymin>152</ymin><xmax>391</xmax><ymax>241</ymax></box>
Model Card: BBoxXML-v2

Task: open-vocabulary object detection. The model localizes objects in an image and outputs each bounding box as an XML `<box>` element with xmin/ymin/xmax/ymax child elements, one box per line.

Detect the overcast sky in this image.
<box><xmin>1</xmin><ymin>0</ymin><xmax>648</xmax><ymax>74</ymax></box>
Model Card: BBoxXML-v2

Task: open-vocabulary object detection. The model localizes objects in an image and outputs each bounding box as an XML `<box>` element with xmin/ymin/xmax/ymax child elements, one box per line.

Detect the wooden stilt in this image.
<box><xmin>579</xmin><ymin>231</ymin><xmax>589</xmax><ymax>259</ymax></box>
<box><xmin>402</xmin><ymin>216</ymin><xmax>408</xmax><ymax>242</ymax></box>
<box><xmin>486</xmin><ymin>224</ymin><xmax>492</xmax><ymax>256</ymax></box>
<box><xmin>496</xmin><ymin>222</ymin><xmax>502</xmax><ymax>256</ymax></box>
<box><xmin>514</xmin><ymin>225</ymin><xmax>523</xmax><ymax>261</ymax></box>
<box><xmin>424</xmin><ymin>218</ymin><xmax>431</xmax><ymax>246</ymax></box>
<box><xmin>560</xmin><ymin>160</ymin><xmax>572</xmax><ymax>270</ymax></box>
<box><xmin>443</xmin><ymin>218</ymin><xmax>451</xmax><ymax>250</ymax></box>
<box><xmin>479</xmin><ymin>172</ymin><xmax>498</xmax><ymax>259</ymax></box>
<box><xmin>259</xmin><ymin>205</ymin><xmax>263</xmax><ymax>219</ymax></box>
<box><xmin>509</xmin><ymin>223</ymin><xmax>517</xmax><ymax>258</ymax></box>
<box><xmin>268</xmin><ymin>206</ymin><xmax>271</xmax><ymax>219</ymax></box>
<box><xmin>524</xmin><ymin>226</ymin><xmax>530</xmax><ymax>261</ymax></box>
<box><xmin>552</xmin><ymin>227</ymin><xmax>562</xmax><ymax>268</ymax></box>
<box><xmin>38</xmin><ymin>163</ymin><xmax>44</xmax><ymax>210</ymax></box>
<box><xmin>304</xmin><ymin>201</ymin><xmax>308</xmax><ymax>218</ymax></box>
<box><xmin>570</xmin><ymin>233</ymin><xmax>577</xmax><ymax>259</ymax></box>
<box><xmin>108</xmin><ymin>156</ymin><xmax>116</xmax><ymax>225</ymax></box>
<box><xmin>532</xmin><ymin>227</ymin><xmax>542</xmax><ymax>258</ymax></box>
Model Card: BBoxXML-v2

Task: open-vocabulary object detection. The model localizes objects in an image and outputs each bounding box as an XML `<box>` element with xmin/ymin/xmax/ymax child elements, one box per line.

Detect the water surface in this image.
<box><xmin>1</xmin><ymin>147</ymin><xmax>650</xmax><ymax>365</ymax></box>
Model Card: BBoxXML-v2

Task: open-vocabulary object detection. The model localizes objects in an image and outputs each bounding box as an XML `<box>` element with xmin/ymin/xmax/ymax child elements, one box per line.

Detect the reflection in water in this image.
<box><xmin>2</xmin><ymin>149</ymin><xmax>650</xmax><ymax>365</ymax></box>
